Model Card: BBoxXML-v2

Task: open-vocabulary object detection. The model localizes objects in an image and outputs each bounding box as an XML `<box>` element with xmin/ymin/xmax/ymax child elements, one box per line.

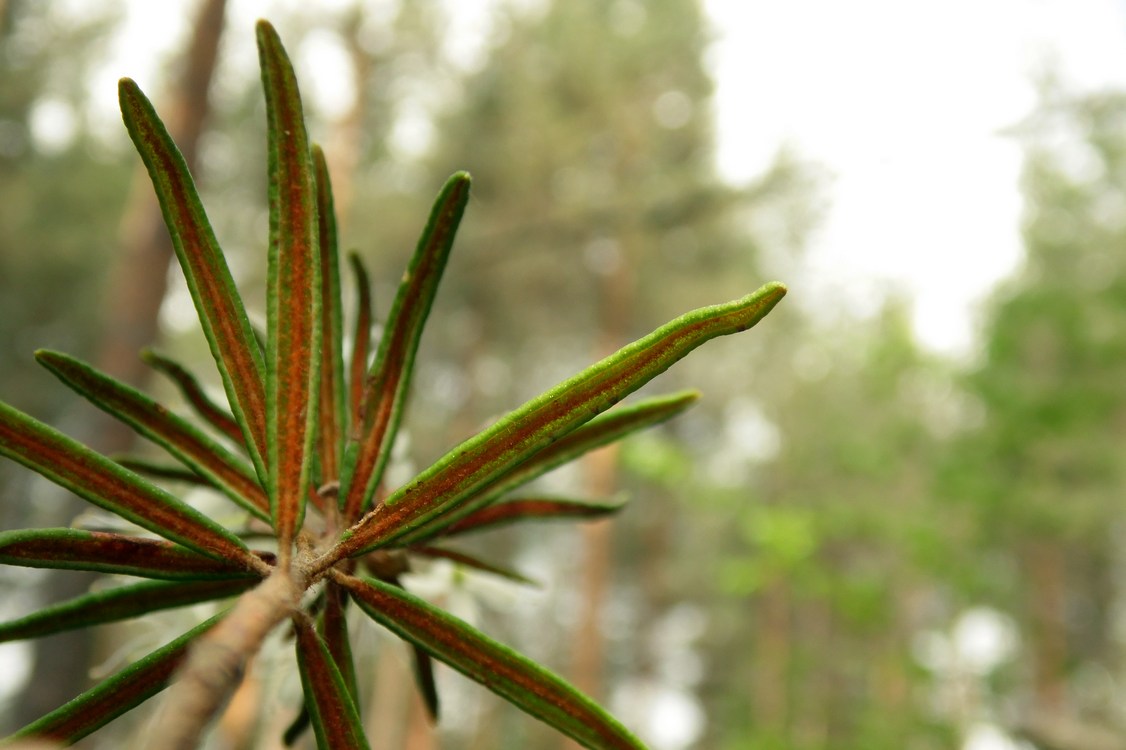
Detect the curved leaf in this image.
<box><xmin>338</xmin><ymin>573</ymin><xmax>645</xmax><ymax>750</ymax></box>
<box><xmin>319</xmin><ymin>582</ymin><xmax>359</xmax><ymax>701</ymax></box>
<box><xmin>0</xmin><ymin>529</ymin><xmax>271</xmax><ymax>580</ymax></box>
<box><xmin>0</xmin><ymin>402</ymin><xmax>262</xmax><ymax>567</ymax></box>
<box><xmin>313</xmin><ymin>145</ymin><xmax>347</xmax><ymax>480</ymax></box>
<box><xmin>37</xmin><ymin>350</ymin><xmax>269</xmax><ymax>520</ymax></box>
<box><xmin>333</xmin><ymin>282</ymin><xmax>786</xmax><ymax>559</ymax></box>
<box><xmin>293</xmin><ymin>617</ymin><xmax>371</xmax><ymax>750</ymax></box>
<box><xmin>119</xmin><ymin>78</ymin><xmax>267</xmax><ymax>479</ymax></box>
<box><xmin>142</xmin><ymin>349</ymin><xmax>243</xmax><ymax>446</ymax></box>
<box><xmin>6</xmin><ymin>613</ymin><xmax>224</xmax><ymax>745</ymax></box>
<box><xmin>439</xmin><ymin>497</ymin><xmax>624</xmax><ymax>537</ymax></box>
<box><xmin>113</xmin><ymin>456</ymin><xmax>210</xmax><ymax>485</ymax></box>
<box><xmin>401</xmin><ymin>391</ymin><xmax>696</xmax><ymax>543</ymax></box>
<box><xmin>347</xmin><ymin>253</ymin><xmax>373</xmax><ymax>436</ymax></box>
<box><xmin>341</xmin><ymin>172</ymin><xmax>472</xmax><ymax>522</ymax></box>
<box><xmin>258</xmin><ymin>19</ymin><xmax>321</xmax><ymax>559</ymax></box>
<box><xmin>0</xmin><ymin>578</ymin><xmax>256</xmax><ymax>643</ymax></box>
<box><xmin>410</xmin><ymin>546</ymin><xmax>538</xmax><ymax>587</ymax></box>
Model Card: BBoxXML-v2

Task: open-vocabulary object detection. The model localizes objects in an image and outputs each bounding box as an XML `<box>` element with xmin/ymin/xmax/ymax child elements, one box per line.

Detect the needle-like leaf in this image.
<box><xmin>313</xmin><ymin>145</ymin><xmax>347</xmax><ymax>480</ymax></box>
<box><xmin>410</xmin><ymin>645</ymin><xmax>440</xmax><ymax>721</ymax></box>
<box><xmin>338</xmin><ymin>573</ymin><xmax>646</xmax><ymax>750</ymax></box>
<box><xmin>347</xmin><ymin>253</ymin><xmax>373</xmax><ymax>433</ymax></box>
<box><xmin>6</xmin><ymin>614</ymin><xmax>224</xmax><ymax>745</ymax></box>
<box><xmin>113</xmin><ymin>456</ymin><xmax>211</xmax><ymax>486</ymax></box>
<box><xmin>119</xmin><ymin>78</ymin><xmax>268</xmax><ymax>479</ymax></box>
<box><xmin>0</xmin><ymin>529</ymin><xmax>271</xmax><ymax>580</ymax></box>
<box><xmin>0</xmin><ymin>402</ymin><xmax>262</xmax><ymax>567</ymax></box>
<box><xmin>341</xmin><ymin>173</ymin><xmax>471</xmax><ymax>521</ymax></box>
<box><xmin>0</xmin><ymin>578</ymin><xmax>256</xmax><ymax>642</ymax></box>
<box><xmin>439</xmin><ymin>498</ymin><xmax>624</xmax><ymax>537</ymax></box>
<box><xmin>333</xmin><ymin>282</ymin><xmax>786</xmax><ymax>559</ymax></box>
<box><xmin>400</xmin><ymin>391</ymin><xmax>696</xmax><ymax>544</ymax></box>
<box><xmin>319</xmin><ymin>582</ymin><xmax>359</xmax><ymax>702</ymax></box>
<box><xmin>410</xmin><ymin>546</ymin><xmax>539</xmax><ymax>587</ymax></box>
<box><xmin>142</xmin><ymin>349</ymin><xmax>244</xmax><ymax>446</ymax></box>
<box><xmin>258</xmin><ymin>19</ymin><xmax>322</xmax><ymax>560</ymax></box>
<box><xmin>37</xmin><ymin>350</ymin><xmax>269</xmax><ymax>521</ymax></box>
<box><xmin>293</xmin><ymin>616</ymin><xmax>371</xmax><ymax>750</ymax></box>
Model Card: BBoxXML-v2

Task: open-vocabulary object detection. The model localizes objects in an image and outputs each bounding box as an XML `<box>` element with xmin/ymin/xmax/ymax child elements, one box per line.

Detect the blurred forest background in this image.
<box><xmin>2</xmin><ymin>1</ymin><xmax>1126</xmax><ymax>749</ymax></box>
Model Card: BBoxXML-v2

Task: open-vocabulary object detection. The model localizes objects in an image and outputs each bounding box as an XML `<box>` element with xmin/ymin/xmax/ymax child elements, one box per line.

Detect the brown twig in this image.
<box><xmin>152</xmin><ymin>568</ymin><xmax>305</xmax><ymax>749</ymax></box>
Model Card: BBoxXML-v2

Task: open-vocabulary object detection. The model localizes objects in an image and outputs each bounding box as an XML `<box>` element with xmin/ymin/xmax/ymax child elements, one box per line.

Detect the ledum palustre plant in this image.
<box><xmin>0</xmin><ymin>20</ymin><xmax>785</xmax><ymax>750</ymax></box>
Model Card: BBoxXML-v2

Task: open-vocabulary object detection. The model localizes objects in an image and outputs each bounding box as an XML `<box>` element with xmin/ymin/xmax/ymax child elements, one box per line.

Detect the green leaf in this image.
<box><xmin>334</xmin><ymin>283</ymin><xmax>786</xmax><ymax>558</ymax></box>
<box><xmin>313</xmin><ymin>145</ymin><xmax>347</xmax><ymax>480</ymax></box>
<box><xmin>119</xmin><ymin>78</ymin><xmax>268</xmax><ymax>480</ymax></box>
<box><xmin>0</xmin><ymin>529</ymin><xmax>271</xmax><ymax>579</ymax></box>
<box><xmin>0</xmin><ymin>578</ymin><xmax>256</xmax><ymax>643</ymax></box>
<box><xmin>319</xmin><ymin>582</ymin><xmax>359</xmax><ymax>702</ymax></box>
<box><xmin>113</xmin><ymin>455</ymin><xmax>211</xmax><ymax>485</ymax></box>
<box><xmin>347</xmin><ymin>253</ymin><xmax>374</xmax><ymax>437</ymax></box>
<box><xmin>6</xmin><ymin>614</ymin><xmax>224</xmax><ymax>745</ymax></box>
<box><xmin>37</xmin><ymin>350</ymin><xmax>269</xmax><ymax>521</ymax></box>
<box><xmin>410</xmin><ymin>546</ymin><xmax>539</xmax><ymax>587</ymax></box>
<box><xmin>410</xmin><ymin>644</ymin><xmax>440</xmax><ymax>721</ymax></box>
<box><xmin>258</xmin><ymin>19</ymin><xmax>321</xmax><ymax>559</ymax></box>
<box><xmin>341</xmin><ymin>173</ymin><xmax>472</xmax><ymax>522</ymax></box>
<box><xmin>293</xmin><ymin>617</ymin><xmax>371</xmax><ymax>750</ymax></box>
<box><xmin>0</xmin><ymin>402</ymin><xmax>263</xmax><ymax>568</ymax></box>
<box><xmin>439</xmin><ymin>497</ymin><xmax>624</xmax><ymax>537</ymax></box>
<box><xmin>339</xmin><ymin>574</ymin><xmax>646</xmax><ymax>750</ymax></box>
<box><xmin>142</xmin><ymin>349</ymin><xmax>244</xmax><ymax>447</ymax></box>
<box><xmin>401</xmin><ymin>391</ymin><xmax>696</xmax><ymax>543</ymax></box>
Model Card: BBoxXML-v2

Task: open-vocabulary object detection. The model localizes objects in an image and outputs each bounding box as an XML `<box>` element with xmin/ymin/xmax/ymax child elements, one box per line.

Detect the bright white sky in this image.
<box><xmin>706</xmin><ymin>0</ymin><xmax>1126</xmax><ymax>356</ymax></box>
<box><xmin>83</xmin><ymin>0</ymin><xmax>1126</xmax><ymax>358</ymax></box>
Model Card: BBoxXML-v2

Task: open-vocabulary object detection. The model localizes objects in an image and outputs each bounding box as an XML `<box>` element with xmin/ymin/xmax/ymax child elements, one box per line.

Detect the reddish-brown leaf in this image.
<box><xmin>0</xmin><ymin>528</ymin><xmax>272</xmax><ymax>580</ymax></box>
<box><xmin>37</xmin><ymin>350</ymin><xmax>269</xmax><ymax>520</ymax></box>
<box><xmin>119</xmin><ymin>78</ymin><xmax>268</xmax><ymax>479</ymax></box>
<box><xmin>6</xmin><ymin>614</ymin><xmax>224</xmax><ymax>745</ymax></box>
<box><xmin>258</xmin><ymin>20</ymin><xmax>321</xmax><ymax>560</ymax></box>
<box><xmin>340</xmin><ymin>173</ymin><xmax>471</xmax><ymax>522</ymax></box>
<box><xmin>142</xmin><ymin>349</ymin><xmax>244</xmax><ymax>446</ymax></box>
<box><xmin>0</xmin><ymin>402</ymin><xmax>264</xmax><ymax>568</ymax></box>
<box><xmin>339</xmin><ymin>573</ymin><xmax>645</xmax><ymax>750</ymax></box>
<box><xmin>0</xmin><ymin>578</ymin><xmax>256</xmax><ymax>643</ymax></box>
<box><xmin>332</xmin><ymin>283</ymin><xmax>786</xmax><ymax>559</ymax></box>
<box><xmin>312</xmin><ymin>145</ymin><xmax>347</xmax><ymax>481</ymax></box>
<box><xmin>440</xmin><ymin>498</ymin><xmax>623</xmax><ymax>537</ymax></box>
<box><xmin>293</xmin><ymin>617</ymin><xmax>371</xmax><ymax>750</ymax></box>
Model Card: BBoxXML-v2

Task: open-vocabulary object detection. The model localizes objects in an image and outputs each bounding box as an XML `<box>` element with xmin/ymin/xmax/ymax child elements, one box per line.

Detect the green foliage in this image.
<box><xmin>0</xmin><ymin>19</ymin><xmax>785</xmax><ymax>749</ymax></box>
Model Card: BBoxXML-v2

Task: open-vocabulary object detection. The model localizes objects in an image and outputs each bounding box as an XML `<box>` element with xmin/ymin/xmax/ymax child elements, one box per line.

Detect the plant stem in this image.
<box><xmin>154</xmin><ymin>568</ymin><xmax>304</xmax><ymax>749</ymax></box>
